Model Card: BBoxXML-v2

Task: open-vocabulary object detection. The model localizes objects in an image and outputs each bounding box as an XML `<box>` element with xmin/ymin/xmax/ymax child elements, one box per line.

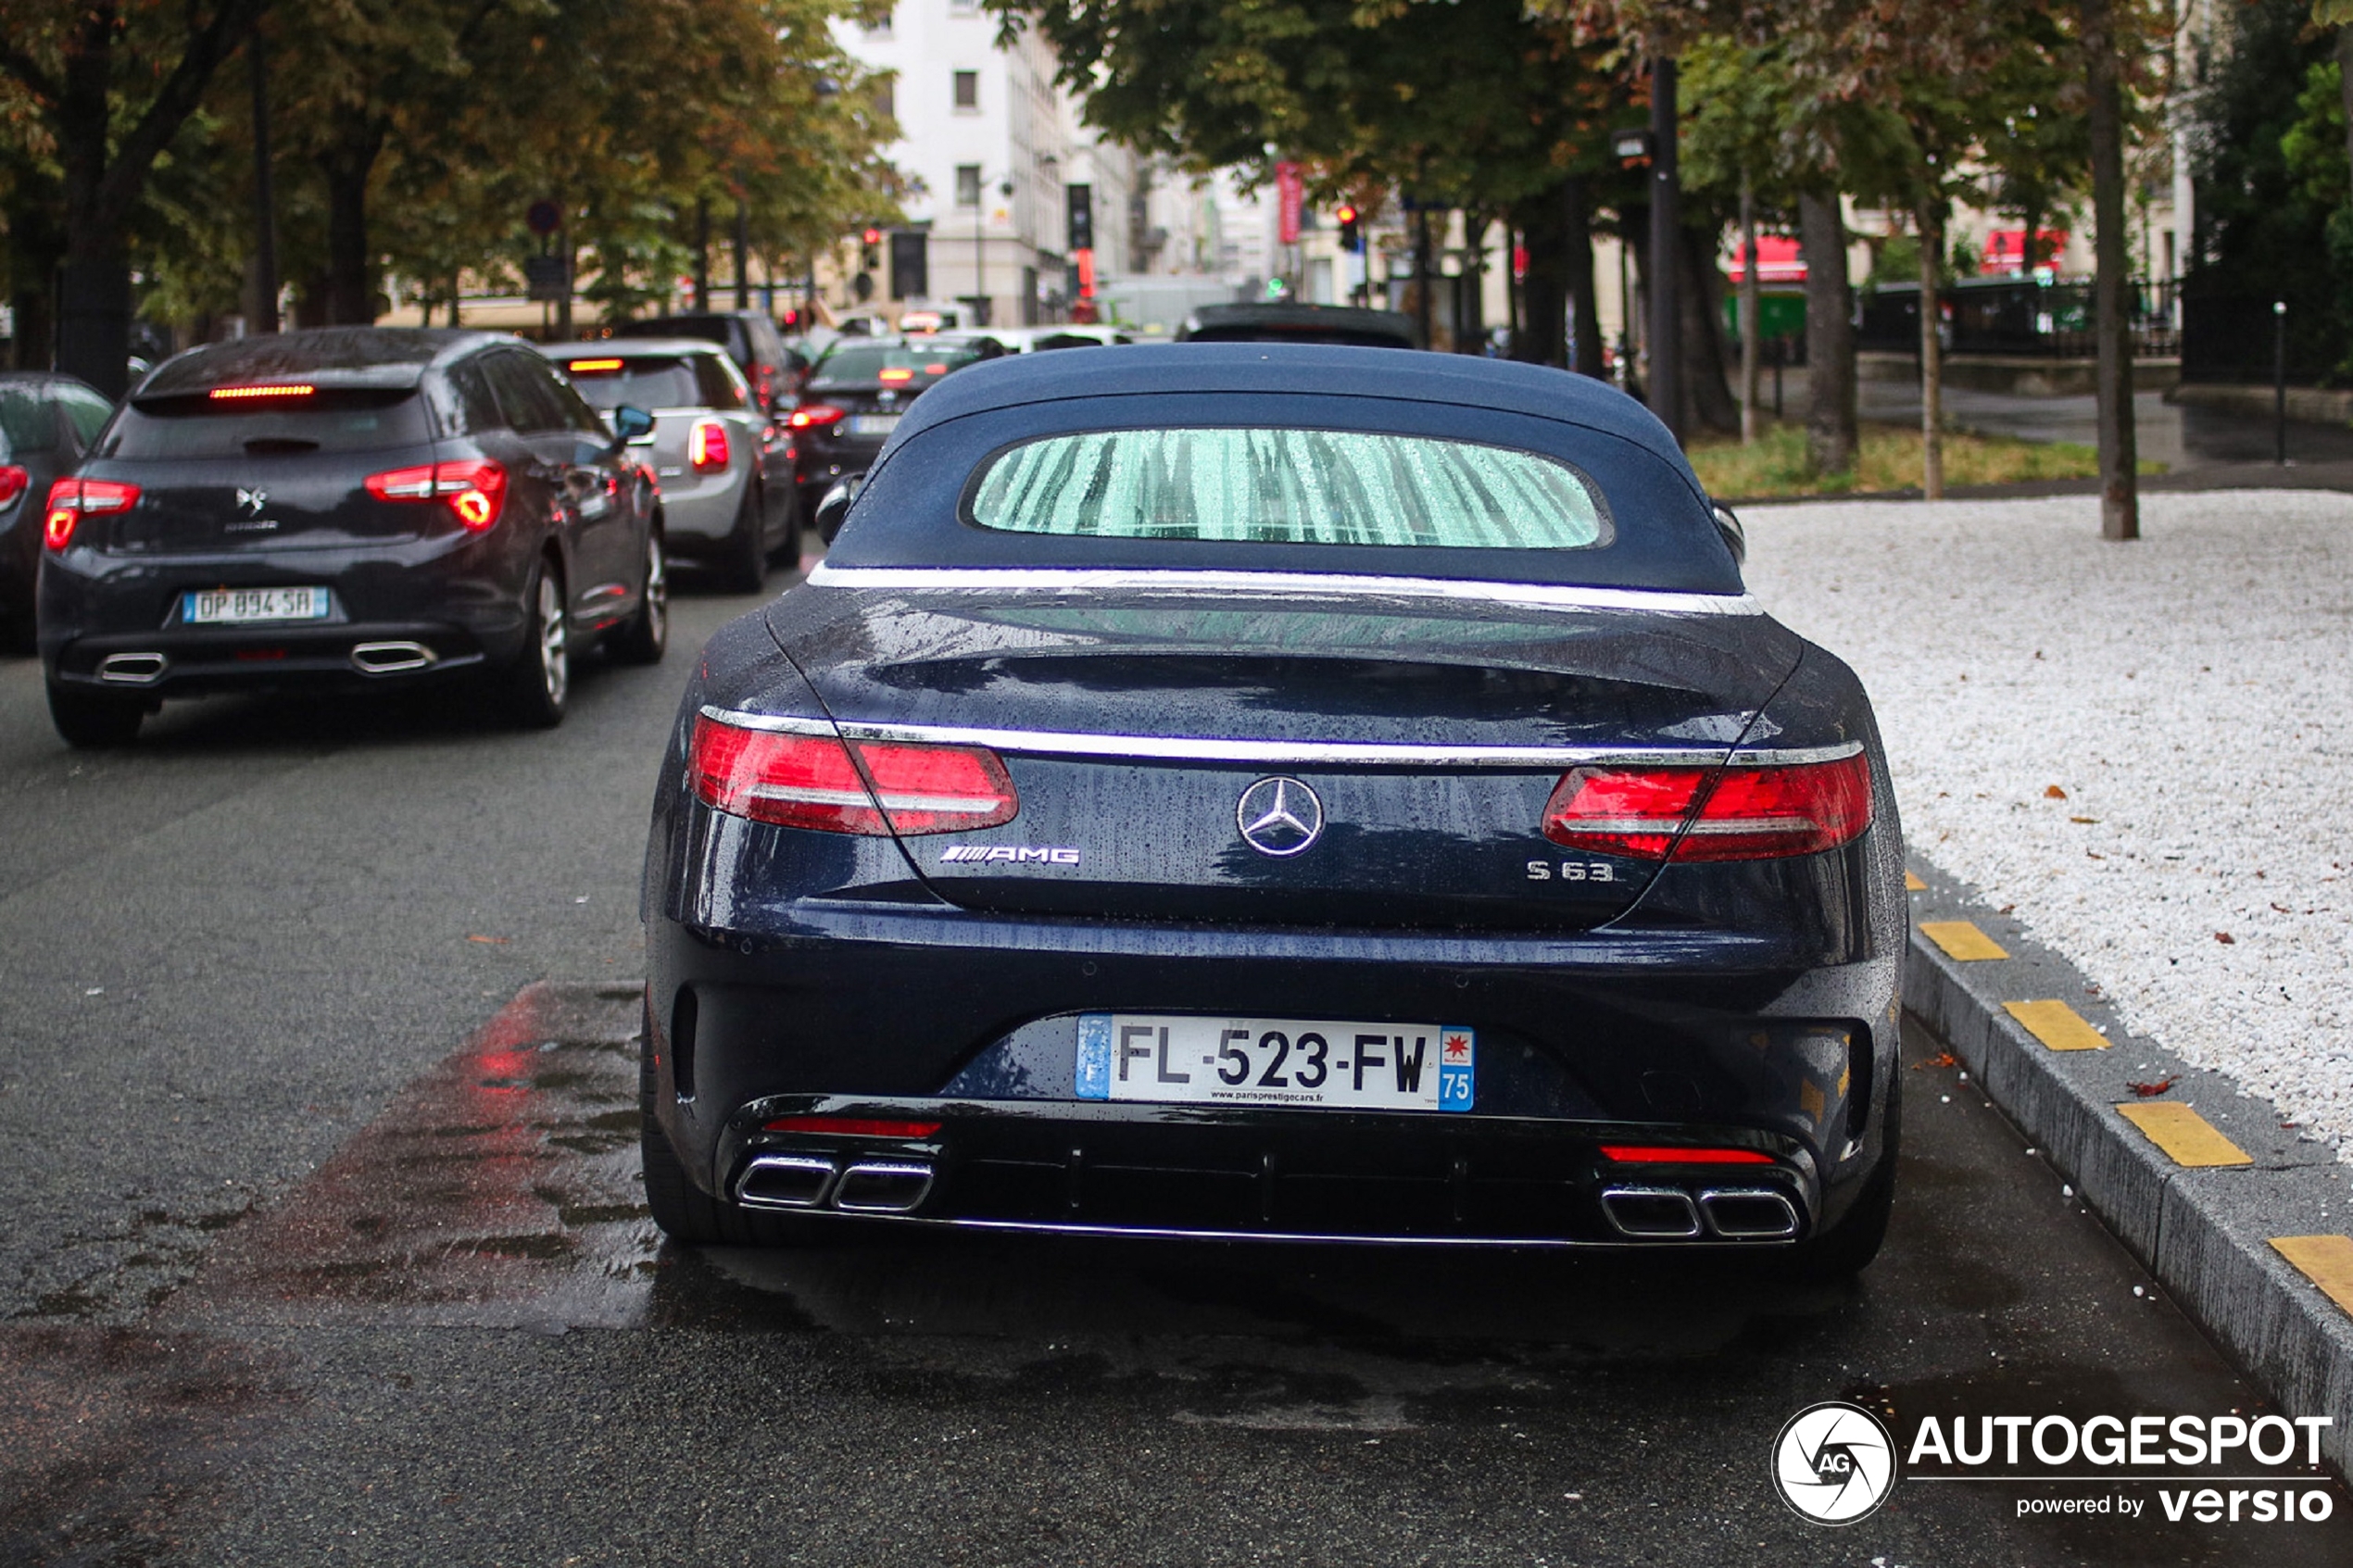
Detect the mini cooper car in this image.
<box><xmin>641</xmin><ymin>345</ymin><xmax>1905</xmax><ymax>1275</ymax></box>
<box><xmin>38</xmin><ymin>328</ymin><xmax>664</xmax><ymax>745</ymax></box>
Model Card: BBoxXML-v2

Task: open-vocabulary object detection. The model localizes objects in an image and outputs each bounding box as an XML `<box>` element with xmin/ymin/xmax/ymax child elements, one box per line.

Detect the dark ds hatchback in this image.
<box><xmin>645</xmin><ymin>345</ymin><xmax>1906</xmax><ymax>1275</ymax></box>
<box><xmin>39</xmin><ymin>328</ymin><xmax>665</xmax><ymax>745</ymax></box>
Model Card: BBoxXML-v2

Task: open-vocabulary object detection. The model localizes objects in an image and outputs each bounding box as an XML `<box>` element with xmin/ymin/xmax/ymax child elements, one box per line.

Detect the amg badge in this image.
<box><xmin>939</xmin><ymin>845</ymin><xmax>1080</xmax><ymax>865</ymax></box>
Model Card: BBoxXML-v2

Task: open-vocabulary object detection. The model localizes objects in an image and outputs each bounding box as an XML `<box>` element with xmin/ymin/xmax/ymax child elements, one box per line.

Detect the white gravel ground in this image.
<box><xmin>1741</xmin><ymin>490</ymin><xmax>2353</xmax><ymax>1161</ymax></box>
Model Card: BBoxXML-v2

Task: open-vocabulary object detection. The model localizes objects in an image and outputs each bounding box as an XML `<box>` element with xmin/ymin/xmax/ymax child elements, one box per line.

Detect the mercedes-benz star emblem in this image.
<box><xmin>237</xmin><ymin>486</ymin><xmax>268</xmax><ymax>516</ymax></box>
<box><xmin>1236</xmin><ymin>776</ymin><xmax>1323</xmax><ymax>858</ymax></box>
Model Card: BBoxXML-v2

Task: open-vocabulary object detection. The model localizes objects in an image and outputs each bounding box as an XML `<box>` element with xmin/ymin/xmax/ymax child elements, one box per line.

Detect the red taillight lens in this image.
<box><xmin>1541</xmin><ymin>753</ymin><xmax>1871</xmax><ymax>861</ymax></box>
<box><xmin>42</xmin><ymin>477</ymin><xmax>141</xmax><ymax>551</ymax></box>
<box><xmin>761</xmin><ymin>1116</ymin><xmax>943</xmax><ymax>1138</ymax></box>
<box><xmin>1599</xmin><ymin>1145</ymin><xmax>1777</xmax><ymax>1165</ymax></box>
<box><xmin>787</xmin><ymin>403</ymin><xmax>846</xmax><ymax>430</ymax></box>
<box><xmin>365</xmin><ymin>458</ymin><xmax>507</xmax><ymax>532</ymax></box>
<box><xmin>0</xmin><ymin>465</ymin><xmax>28</xmax><ymax>507</ymax></box>
<box><xmin>688</xmin><ymin>716</ymin><xmax>1019</xmax><ymax>836</ymax></box>
<box><xmin>689</xmin><ymin>419</ymin><xmax>729</xmax><ymax>471</ymax></box>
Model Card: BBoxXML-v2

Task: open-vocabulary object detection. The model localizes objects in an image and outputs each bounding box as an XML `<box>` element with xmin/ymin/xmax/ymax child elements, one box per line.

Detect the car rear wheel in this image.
<box><xmin>638</xmin><ymin>1019</ymin><xmax>809</xmax><ymax>1248</ymax></box>
<box><xmin>716</xmin><ymin>481</ymin><xmax>768</xmax><ymax>596</ymax></box>
<box><xmin>611</xmin><ymin>532</ymin><xmax>668</xmax><ymax>666</ymax></box>
<box><xmin>500</xmin><ymin>559</ymin><xmax>570</xmax><ymax>729</ymax></box>
<box><xmin>46</xmin><ymin>683</ymin><xmax>145</xmax><ymax>748</ymax></box>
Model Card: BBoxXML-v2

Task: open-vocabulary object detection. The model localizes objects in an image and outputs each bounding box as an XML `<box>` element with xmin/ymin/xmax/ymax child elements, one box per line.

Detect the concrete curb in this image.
<box><xmin>1904</xmin><ymin>860</ymin><xmax>2353</xmax><ymax>1466</ymax></box>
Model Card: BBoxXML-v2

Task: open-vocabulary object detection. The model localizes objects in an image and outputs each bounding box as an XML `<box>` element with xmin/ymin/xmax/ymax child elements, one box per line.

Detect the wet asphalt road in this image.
<box><xmin>2</xmin><ymin>574</ymin><xmax>2347</xmax><ymax>1566</ymax></box>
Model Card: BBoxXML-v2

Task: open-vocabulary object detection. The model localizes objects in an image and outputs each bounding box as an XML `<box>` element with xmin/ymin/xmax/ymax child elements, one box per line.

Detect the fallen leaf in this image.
<box><xmin>1913</xmin><ymin>1050</ymin><xmax>1959</xmax><ymax>1071</ymax></box>
<box><xmin>2214</xmin><ymin>931</ymin><xmax>2234</xmax><ymax>945</ymax></box>
<box><xmin>466</xmin><ymin>935</ymin><xmax>512</xmax><ymax>945</ymax></box>
<box><xmin>2128</xmin><ymin>1076</ymin><xmax>2176</xmax><ymax>1098</ymax></box>
<box><xmin>2070</xmin><ymin>816</ymin><xmax>2098</xmax><ymax>824</ymax></box>
<box><xmin>2271</xmin><ymin>903</ymin><xmax>2291</xmax><ymax>914</ymax></box>
<box><xmin>2045</xmin><ymin>784</ymin><xmax>2067</xmax><ymax>799</ymax></box>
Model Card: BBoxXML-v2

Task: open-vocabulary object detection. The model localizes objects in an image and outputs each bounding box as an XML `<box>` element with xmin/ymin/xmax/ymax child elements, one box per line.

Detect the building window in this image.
<box><xmin>864</xmin><ymin>8</ymin><xmax>892</xmax><ymax>37</ymax></box>
<box><xmin>953</xmin><ymin>70</ymin><xmax>979</xmax><ymax>111</ymax></box>
<box><xmin>955</xmin><ymin>165</ymin><xmax>982</xmax><ymax>207</ymax></box>
<box><xmin>875</xmin><ymin>80</ymin><xmax>893</xmax><ymax>122</ymax></box>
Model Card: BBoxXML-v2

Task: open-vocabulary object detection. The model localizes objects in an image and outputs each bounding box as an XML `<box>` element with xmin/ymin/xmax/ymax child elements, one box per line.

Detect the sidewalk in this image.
<box><xmin>1744</xmin><ymin>489</ymin><xmax>2353</xmax><ymax>1155</ymax></box>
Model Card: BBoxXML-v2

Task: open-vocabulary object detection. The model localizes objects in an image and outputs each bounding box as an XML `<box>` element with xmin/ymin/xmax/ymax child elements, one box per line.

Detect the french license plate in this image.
<box><xmin>1076</xmin><ymin>1013</ymin><xmax>1473</xmax><ymax>1112</ymax></box>
<box><xmin>847</xmin><ymin>413</ymin><xmax>900</xmax><ymax>437</ymax></box>
<box><xmin>182</xmin><ymin>586</ymin><xmax>332</xmax><ymax>624</ymax></box>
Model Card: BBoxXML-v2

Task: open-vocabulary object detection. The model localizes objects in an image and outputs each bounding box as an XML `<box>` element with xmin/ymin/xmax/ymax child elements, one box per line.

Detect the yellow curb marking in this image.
<box><xmin>2270</xmin><ymin>1236</ymin><xmax>2353</xmax><ymax>1319</ymax></box>
<box><xmin>2004</xmin><ymin>999</ymin><xmax>2109</xmax><ymax>1052</ymax></box>
<box><xmin>2116</xmin><ymin>1101</ymin><xmax>2253</xmax><ymax>1168</ymax></box>
<box><xmin>1920</xmin><ymin>921</ymin><xmax>2008</xmax><ymax>961</ymax></box>
<box><xmin>1905</xmin><ymin>871</ymin><xmax>1927</xmax><ymax>892</ymax></box>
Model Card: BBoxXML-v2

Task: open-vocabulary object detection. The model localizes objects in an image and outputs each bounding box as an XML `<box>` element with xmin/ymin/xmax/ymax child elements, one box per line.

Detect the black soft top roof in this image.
<box><xmin>827</xmin><ymin>345</ymin><xmax>1743</xmax><ymax>595</ymax></box>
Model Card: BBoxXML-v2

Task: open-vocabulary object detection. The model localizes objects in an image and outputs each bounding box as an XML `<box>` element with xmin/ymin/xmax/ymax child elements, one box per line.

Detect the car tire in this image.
<box><xmin>610</xmin><ymin>532</ymin><xmax>668</xmax><ymax>666</ymax></box>
<box><xmin>500</xmin><ymin>558</ymin><xmax>570</xmax><ymax>729</ymax></box>
<box><xmin>638</xmin><ymin>1019</ymin><xmax>809</xmax><ymax>1248</ymax></box>
<box><xmin>46</xmin><ymin>682</ymin><xmax>144</xmax><ymax>747</ymax></box>
<box><xmin>1783</xmin><ymin>1080</ymin><xmax>1900</xmax><ymax>1281</ymax></box>
<box><xmin>716</xmin><ymin>481</ymin><xmax>767</xmax><ymax>596</ymax></box>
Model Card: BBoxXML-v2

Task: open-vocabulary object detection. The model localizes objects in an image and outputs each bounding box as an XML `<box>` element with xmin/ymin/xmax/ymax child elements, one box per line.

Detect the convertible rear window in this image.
<box><xmin>967</xmin><ymin>428</ymin><xmax>1612</xmax><ymax>550</ymax></box>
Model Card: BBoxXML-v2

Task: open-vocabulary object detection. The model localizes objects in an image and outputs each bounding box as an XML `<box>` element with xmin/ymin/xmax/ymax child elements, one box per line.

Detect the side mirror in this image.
<box><xmin>610</xmin><ymin>404</ymin><xmax>654</xmax><ymax>445</ymax></box>
<box><xmin>1712</xmin><ymin>502</ymin><xmax>1747</xmax><ymax>567</ymax></box>
<box><xmin>814</xmin><ymin>474</ymin><xmax>864</xmax><ymax>545</ymax></box>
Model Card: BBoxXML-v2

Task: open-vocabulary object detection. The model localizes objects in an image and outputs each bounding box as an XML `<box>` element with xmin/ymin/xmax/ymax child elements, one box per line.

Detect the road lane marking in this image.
<box><xmin>1905</xmin><ymin>871</ymin><xmax>1926</xmax><ymax>892</ymax></box>
<box><xmin>2004</xmin><ymin>999</ymin><xmax>2108</xmax><ymax>1051</ymax></box>
<box><xmin>2269</xmin><ymin>1235</ymin><xmax>2353</xmax><ymax>1318</ymax></box>
<box><xmin>2115</xmin><ymin>1101</ymin><xmax>2253</xmax><ymax>1167</ymax></box>
<box><xmin>1919</xmin><ymin>921</ymin><xmax>2007</xmax><ymax>960</ymax></box>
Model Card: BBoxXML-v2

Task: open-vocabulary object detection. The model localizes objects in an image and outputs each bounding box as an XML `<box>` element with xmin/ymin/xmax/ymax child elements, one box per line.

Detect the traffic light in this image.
<box><xmin>861</xmin><ymin>227</ymin><xmax>882</xmax><ymax>270</ymax></box>
<box><xmin>1336</xmin><ymin>204</ymin><xmax>1361</xmax><ymax>254</ymax></box>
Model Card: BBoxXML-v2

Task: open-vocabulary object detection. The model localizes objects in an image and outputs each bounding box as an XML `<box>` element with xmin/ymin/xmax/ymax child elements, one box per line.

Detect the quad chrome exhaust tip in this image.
<box><xmin>96</xmin><ymin>651</ymin><xmax>169</xmax><ymax>684</ymax></box>
<box><xmin>1599</xmin><ymin>1184</ymin><xmax>1801</xmax><ymax>1241</ymax></box>
<box><xmin>350</xmin><ymin>640</ymin><xmax>437</xmax><ymax>674</ymax></box>
<box><xmin>735</xmin><ymin>1156</ymin><xmax>936</xmax><ymax>1215</ymax></box>
<box><xmin>736</xmin><ymin>1155</ymin><xmax>837</xmax><ymax>1210</ymax></box>
<box><xmin>831</xmin><ymin>1161</ymin><xmax>934</xmax><ymax>1213</ymax></box>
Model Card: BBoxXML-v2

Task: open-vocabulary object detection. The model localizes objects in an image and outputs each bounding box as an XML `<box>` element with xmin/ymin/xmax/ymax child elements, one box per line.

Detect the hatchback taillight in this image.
<box><xmin>688</xmin><ymin>716</ymin><xmax>1017</xmax><ymax>836</ymax></box>
<box><xmin>786</xmin><ymin>404</ymin><xmax>846</xmax><ymax>430</ymax></box>
<box><xmin>1541</xmin><ymin>752</ymin><xmax>1871</xmax><ymax>861</ymax></box>
<box><xmin>0</xmin><ymin>465</ymin><xmax>28</xmax><ymax>508</ymax></box>
<box><xmin>689</xmin><ymin>419</ymin><xmax>729</xmax><ymax>471</ymax></box>
<box><xmin>43</xmin><ymin>477</ymin><xmax>141</xmax><ymax>551</ymax></box>
<box><xmin>365</xmin><ymin>458</ymin><xmax>508</xmax><ymax>532</ymax></box>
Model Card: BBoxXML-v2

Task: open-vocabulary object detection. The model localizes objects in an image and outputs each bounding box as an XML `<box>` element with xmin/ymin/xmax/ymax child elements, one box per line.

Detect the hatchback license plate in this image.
<box><xmin>182</xmin><ymin>586</ymin><xmax>332</xmax><ymax>624</ymax></box>
<box><xmin>1076</xmin><ymin>1013</ymin><xmax>1473</xmax><ymax>1112</ymax></box>
<box><xmin>847</xmin><ymin>413</ymin><xmax>900</xmax><ymax>437</ymax></box>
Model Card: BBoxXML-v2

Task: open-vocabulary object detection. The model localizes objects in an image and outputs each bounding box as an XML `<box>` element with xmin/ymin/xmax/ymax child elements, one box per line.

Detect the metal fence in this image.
<box><xmin>1857</xmin><ymin>277</ymin><xmax>2181</xmax><ymax>358</ymax></box>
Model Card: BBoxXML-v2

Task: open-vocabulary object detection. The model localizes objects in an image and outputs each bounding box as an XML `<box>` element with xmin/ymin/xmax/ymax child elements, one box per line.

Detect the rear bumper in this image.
<box><xmin>46</xmin><ymin>619</ymin><xmax>496</xmax><ymax>695</ymax></box>
<box><xmin>650</xmin><ymin>466</ymin><xmax>748</xmax><ymax>546</ymax></box>
<box><xmin>645</xmin><ymin>904</ymin><xmax>1900</xmax><ymax>1248</ymax></box>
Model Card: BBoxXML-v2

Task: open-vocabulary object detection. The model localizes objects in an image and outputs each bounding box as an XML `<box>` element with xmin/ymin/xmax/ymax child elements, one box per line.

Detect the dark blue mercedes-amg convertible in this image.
<box><xmin>639</xmin><ymin>345</ymin><xmax>1906</xmax><ymax>1276</ymax></box>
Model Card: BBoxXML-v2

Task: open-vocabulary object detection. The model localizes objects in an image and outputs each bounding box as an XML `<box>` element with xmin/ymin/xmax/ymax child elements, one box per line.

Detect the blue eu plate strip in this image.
<box><xmin>1075</xmin><ymin>1013</ymin><xmax>1113</xmax><ymax>1100</ymax></box>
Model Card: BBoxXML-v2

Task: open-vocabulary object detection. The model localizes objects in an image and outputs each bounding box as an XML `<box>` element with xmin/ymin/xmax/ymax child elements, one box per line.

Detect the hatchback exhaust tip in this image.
<box><xmin>96</xmin><ymin>651</ymin><xmax>169</xmax><ymax>684</ymax></box>
<box><xmin>736</xmin><ymin>1155</ymin><xmax>837</xmax><ymax>1210</ymax></box>
<box><xmin>350</xmin><ymin>641</ymin><xmax>437</xmax><ymax>674</ymax></box>
<box><xmin>831</xmin><ymin>1160</ymin><xmax>934</xmax><ymax>1213</ymax></box>
<box><xmin>1698</xmin><ymin>1187</ymin><xmax>1801</xmax><ymax>1239</ymax></box>
<box><xmin>1598</xmin><ymin>1185</ymin><xmax>1704</xmax><ymax>1239</ymax></box>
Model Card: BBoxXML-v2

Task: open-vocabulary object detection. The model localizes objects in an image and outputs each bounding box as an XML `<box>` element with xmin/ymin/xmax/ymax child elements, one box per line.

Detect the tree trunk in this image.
<box><xmin>55</xmin><ymin>12</ymin><xmax>130</xmax><ymax>396</ymax></box>
<box><xmin>1919</xmin><ymin>207</ymin><xmax>1944</xmax><ymax>499</ymax></box>
<box><xmin>2337</xmin><ymin>28</ymin><xmax>2353</xmax><ymax>203</ymax></box>
<box><xmin>2084</xmin><ymin>0</ymin><xmax>2139</xmax><ymax>540</ymax></box>
<box><xmin>322</xmin><ymin>122</ymin><xmax>386</xmax><ymax>325</ymax></box>
<box><xmin>1413</xmin><ymin>207</ymin><xmax>1434</xmax><ymax>349</ymax></box>
<box><xmin>1512</xmin><ymin>182</ymin><xmax>1570</xmax><ymax>368</ymax></box>
<box><xmin>1679</xmin><ymin>223</ymin><xmax>1740</xmax><ymax>434</ymax></box>
<box><xmin>1646</xmin><ymin>55</ymin><xmax>1682</xmax><ymax>439</ymax></box>
<box><xmin>1740</xmin><ymin>178</ymin><xmax>1760</xmax><ymax>442</ymax></box>
<box><xmin>1798</xmin><ymin>189</ymin><xmax>1857</xmax><ymax>475</ymax></box>
<box><xmin>1458</xmin><ymin>214</ymin><xmax>1488</xmax><ymax>353</ymax></box>
<box><xmin>6</xmin><ymin>182</ymin><xmax>62</xmax><ymax>370</ymax></box>
<box><xmin>1565</xmin><ymin>177</ymin><xmax>1603</xmax><ymax>377</ymax></box>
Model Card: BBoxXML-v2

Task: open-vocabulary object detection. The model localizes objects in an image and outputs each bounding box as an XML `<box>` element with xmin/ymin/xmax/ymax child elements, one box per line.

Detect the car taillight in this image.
<box><xmin>786</xmin><ymin>403</ymin><xmax>846</xmax><ymax>430</ymax></box>
<box><xmin>689</xmin><ymin>419</ymin><xmax>729</xmax><ymax>471</ymax></box>
<box><xmin>0</xmin><ymin>465</ymin><xmax>27</xmax><ymax>507</ymax></box>
<box><xmin>688</xmin><ymin>716</ymin><xmax>1017</xmax><ymax>836</ymax></box>
<box><xmin>43</xmin><ymin>477</ymin><xmax>140</xmax><ymax>551</ymax></box>
<box><xmin>1599</xmin><ymin>1145</ymin><xmax>1777</xmax><ymax>1165</ymax></box>
<box><xmin>365</xmin><ymin>458</ymin><xmax>508</xmax><ymax>532</ymax></box>
<box><xmin>1541</xmin><ymin>752</ymin><xmax>1871</xmax><ymax>861</ymax></box>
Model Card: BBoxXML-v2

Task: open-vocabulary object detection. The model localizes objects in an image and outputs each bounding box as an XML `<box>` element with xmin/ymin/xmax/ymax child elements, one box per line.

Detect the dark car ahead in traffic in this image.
<box><xmin>639</xmin><ymin>345</ymin><xmax>1906</xmax><ymax>1278</ymax></box>
<box><xmin>1176</xmin><ymin>302</ymin><xmax>1418</xmax><ymax>348</ymax></box>
<box><xmin>2</xmin><ymin>372</ymin><xmax>116</xmax><ymax>651</ymax></box>
<box><xmin>786</xmin><ymin>338</ymin><xmax>982</xmax><ymax>521</ymax></box>
<box><xmin>39</xmin><ymin>327</ymin><xmax>665</xmax><ymax>746</ymax></box>
<box><xmin>611</xmin><ymin>310</ymin><xmax>799</xmax><ymax>417</ymax></box>
<box><xmin>538</xmin><ymin>338</ymin><xmax>798</xmax><ymax>592</ymax></box>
